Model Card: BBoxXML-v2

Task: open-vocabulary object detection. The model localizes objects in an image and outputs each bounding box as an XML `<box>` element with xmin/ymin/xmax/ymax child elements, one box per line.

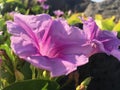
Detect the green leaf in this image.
<box><xmin>0</xmin><ymin>44</ymin><xmax>15</xmax><ymax>62</ymax></box>
<box><xmin>31</xmin><ymin>5</ymin><xmax>42</xmax><ymax>14</ymax></box>
<box><xmin>67</xmin><ymin>13</ymin><xmax>82</xmax><ymax>25</ymax></box>
<box><xmin>113</xmin><ymin>21</ymin><xmax>120</xmax><ymax>32</ymax></box>
<box><xmin>5</xmin><ymin>0</ymin><xmax>16</xmax><ymax>3</ymax></box>
<box><xmin>101</xmin><ymin>17</ymin><xmax>115</xmax><ymax>30</ymax></box>
<box><xmin>95</xmin><ymin>15</ymin><xmax>115</xmax><ymax>30</ymax></box>
<box><xmin>0</xmin><ymin>0</ymin><xmax>19</xmax><ymax>3</ymax></box>
<box><xmin>95</xmin><ymin>14</ymin><xmax>103</xmax><ymax>20</ymax></box>
<box><xmin>3</xmin><ymin>79</ymin><xmax>60</xmax><ymax>90</ymax></box>
<box><xmin>0</xmin><ymin>18</ymin><xmax>5</xmax><ymax>29</ymax></box>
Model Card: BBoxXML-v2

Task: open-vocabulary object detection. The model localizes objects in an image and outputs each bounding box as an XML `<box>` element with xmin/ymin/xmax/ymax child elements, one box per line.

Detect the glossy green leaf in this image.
<box><xmin>95</xmin><ymin>15</ymin><xmax>115</xmax><ymax>30</ymax></box>
<box><xmin>3</xmin><ymin>79</ymin><xmax>60</xmax><ymax>90</ymax></box>
<box><xmin>113</xmin><ymin>21</ymin><xmax>120</xmax><ymax>32</ymax></box>
<box><xmin>101</xmin><ymin>17</ymin><xmax>115</xmax><ymax>30</ymax></box>
<box><xmin>0</xmin><ymin>0</ymin><xmax>19</xmax><ymax>3</ymax></box>
<box><xmin>95</xmin><ymin>14</ymin><xmax>103</xmax><ymax>20</ymax></box>
<box><xmin>0</xmin><ymin>44</ymin><xmax>15</xmax><ymax>62</ymax></box>
<box><xmin>67</xmin><ymin>13</ymin><xmax>82</xmax><ymax>25</ymax></box>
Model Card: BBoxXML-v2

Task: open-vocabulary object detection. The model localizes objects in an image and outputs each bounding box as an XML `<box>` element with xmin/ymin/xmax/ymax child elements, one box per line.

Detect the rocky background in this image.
<box><xmin>47</xmin><ymin>0</ymin><xmax>90</xmax><ymax>13</ymax></box>
<box><xmin>47</xmin><ymin>0</ymin><xmax>120</xmax><ymax>20</ymax></box>
<box><xmin>84</xmin><ymin>0</ymin><xmax>120</xmax><ymax>20</ymax></box>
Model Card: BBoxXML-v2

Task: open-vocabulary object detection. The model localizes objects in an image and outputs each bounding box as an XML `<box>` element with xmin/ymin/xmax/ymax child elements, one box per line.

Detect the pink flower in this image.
<box><xmin>37</xmin><ymin>0</ymin><xmax>49</xmax><ymax>10</ymax></box>
<box><xmin>37</xmin><ymin>0</ymin><xmax>47</xmax><ymax>3</ymax></box>
<box><xmin>41</xmin><ymin>4</ymin><xmax>49</xmax><ymax>10</ymax></box>
<box><xmin>0</xmin><ymin>31</ymin><xmax>2</xmax><ymax>35</ymax></box>
<box><xmin>6</xmin><ymin>14</ymin><xmax>88</xmax><ymax>77</ymax></box>
<box><xmin>53</xmin><ymin>10</ymin><xmax>64</xmax><ymax>17</ymax></box>
<box><xmin>80</xmin><ymin>17</ymin><xmax>120</xmax><ymax>60</ymax></box>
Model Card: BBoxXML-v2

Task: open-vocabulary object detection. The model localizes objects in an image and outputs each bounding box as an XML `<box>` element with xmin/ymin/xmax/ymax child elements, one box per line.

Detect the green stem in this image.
<box><xmin>4</xmin><ymin>65</ymin><xmax>13</xmax><ymax>75</ymax></box>
<box><xmin>37</xmin><ymin>69</ymin><xmax>43</xmax><ymax>79</ymax></box>
<box><xmin>30</xmin><ymin>65</ymin><xmax>36</xmax><ymax>79</ymax></box>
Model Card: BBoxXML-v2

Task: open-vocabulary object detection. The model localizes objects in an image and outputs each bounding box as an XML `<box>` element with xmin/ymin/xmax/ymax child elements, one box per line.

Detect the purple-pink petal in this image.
<box><xmin>37</xmin><ymin>0</ymin><xmax>47</xmax><ymax>3</ymax></box>
<box><xmin>82</xmin><ymin>17</ymin><xmax>99</xmax><ymax>40</ymax></box>
<box><xmin>41</xmin><ymin>4</ymin><xmax>49</xmax><ymax>10</ymax></box>
<box><xmin>53</xmin><ymin>10</ymin><xmax>64</xmax><ymax>17</ymax></box>
<box><xmin>6</xmin><ymin>14</ymin><xmax>52</xmax><ymax>58</ymax></box>
<box><xmin>26</xmin><ymin>54</ymin><xmax>88</xmax><ymax>77</ymax></box>
<box><xmin>6</xmin><ymin>13</ymin><xmax>88</xmax><ymax>77</ymax></box>
<box><xmin>81</xmin><ymin>17</ymin><xmax>120</xmax><ymax>60</ymax></box>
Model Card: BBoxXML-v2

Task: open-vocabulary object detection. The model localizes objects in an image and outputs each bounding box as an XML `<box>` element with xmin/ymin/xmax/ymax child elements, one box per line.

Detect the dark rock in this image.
<box><xmin>87</xmin><ymin>53</ymin><xmax>120</xmax><ymax>90</ymax></box>
<box><xmin>47</xmin><ymin>0</ymin><xmax>90</xmax><ymax>14</ymax></box>
<box><xmin>84</xmin><ymin>0</ymin><xmax>120</xmax><ymax>19</ymax></box>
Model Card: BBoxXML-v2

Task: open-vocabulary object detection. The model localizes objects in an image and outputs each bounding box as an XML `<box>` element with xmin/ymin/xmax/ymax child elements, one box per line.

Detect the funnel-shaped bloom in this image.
<box><xmin>6</xmin><ymin>14</ymin><xmax>88</xmax><ymax>77</ymax></box>
<box><xmin>53</xmin><ymin>10</ymin><xmax>64</xmax><ymax>17</ymax></box>
<box><xmin>81</xmin><ymin>17</ymin><xmax>120</xmax><ymax>60</ymax></box>
<box><xmin>41</xmin><ymin>4</ymin><xmax>49</xmax><ymax>10</ymax></box>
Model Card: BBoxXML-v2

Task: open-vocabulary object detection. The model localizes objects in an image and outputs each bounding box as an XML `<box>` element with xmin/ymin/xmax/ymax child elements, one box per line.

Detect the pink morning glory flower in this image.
<box><xmin>80</xmin><ymin>17</ymin><xmax>120</xmax><ymax>60</ymax></box>
<box><xmin>37</xmin><ymin>0</ymin><xmax>49</xmax><ymax>10</ymax></box>
<box><xmin>53</xmin><ymin>10</ymin><xmax>64</xmax><ymax>17</ymax></box>
<box><xmin>6</xmin><ymin>13</ymin><xmax>88</xmax><ymax>77</ymax></box>
<box><xmin>41</xmin><ymin>4</ymin><xmax>49</xmax><ymax>10</ymax></box>
<box><xmin>37</xmin><ymin>0</ymin><xmax>47</xmax><ymax>3</ymax></box>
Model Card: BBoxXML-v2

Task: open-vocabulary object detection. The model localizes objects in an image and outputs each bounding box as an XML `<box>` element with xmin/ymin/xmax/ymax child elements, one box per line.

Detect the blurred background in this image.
<box><xmin>0</xmin><ymin>0</ymin><xmax>120</xmax><ymax>90</ymax></box>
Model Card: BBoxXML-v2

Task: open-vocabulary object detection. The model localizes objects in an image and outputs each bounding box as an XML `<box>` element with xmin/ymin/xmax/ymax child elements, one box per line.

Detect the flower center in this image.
<box><xmin>91</xmin><ymin>42</ymin><xmax>97</xmax><ymax>48</ymax></box>
<box><xmin>39</xmin><ymin>43</ymin><xmax>60</xmax><ymax>58</ymax></box>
